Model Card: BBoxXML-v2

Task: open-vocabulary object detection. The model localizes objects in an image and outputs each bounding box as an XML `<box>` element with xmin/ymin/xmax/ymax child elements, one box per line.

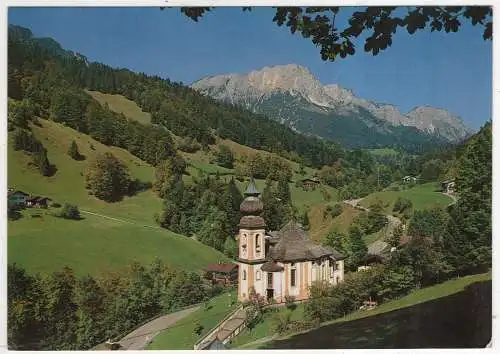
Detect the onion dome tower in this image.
<box><xmin>237</xmin><ymin>177</ymin><xmax>266</xmax><ymax>301</ymax></box>
<box><xmin>239</xmin><ymin>177</ymin><xmax>265</xmax><ymax>229</ymax></box>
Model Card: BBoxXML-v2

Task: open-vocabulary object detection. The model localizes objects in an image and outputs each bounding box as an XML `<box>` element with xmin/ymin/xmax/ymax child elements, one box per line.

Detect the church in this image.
<box><xmin>237</xmin><ymin>178</ymin><xmax>345</xmax><ymax>303</ymax></box>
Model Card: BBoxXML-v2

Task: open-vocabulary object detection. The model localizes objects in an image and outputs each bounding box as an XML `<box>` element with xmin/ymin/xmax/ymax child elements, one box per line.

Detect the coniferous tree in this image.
<box><xmin>223</xmin><ymin>236</ymin><xmax>238</xmax><ymax>259</ymax></box>
<box><xmin>215</xmin><ymin>145</ymin><xmax>235</xmax><ymax>169</ymax></box>
<box><xmin>68</xmin><ymin>140</ymin><xmax>81</xmax><ymax>160</ymax></box>
<box><xmin>322</xmin><ymin>229</ymin><xmax>347</xmax><ymax>255</ymax></box>
<box><xmin>346</xmin><ymin>225</ymin><xmax>368</xmax><ymax>270</ymax></box>
<box><xmin>34</xmin><ymin>148</ymin><xmax>52</xmax><ymax>176</ymax></box>
<box><xmin>276</xmin><ymin>172</ymin><xmax>291</xmax><ymax>204</ymax></box>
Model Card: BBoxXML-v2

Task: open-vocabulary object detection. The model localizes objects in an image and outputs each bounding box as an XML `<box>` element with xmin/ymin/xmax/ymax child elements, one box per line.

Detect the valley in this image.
<box><xmin>6</xmin><ymin>20</ymin><xmax>491</xmax><ymax>352</ymax></box>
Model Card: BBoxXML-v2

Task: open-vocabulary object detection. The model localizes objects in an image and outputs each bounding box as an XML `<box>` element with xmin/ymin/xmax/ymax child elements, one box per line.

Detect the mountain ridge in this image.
<box><xmin>192</xmin><ymin>64</ymin><xmax>474</xmax><ymax>145</ymax></box>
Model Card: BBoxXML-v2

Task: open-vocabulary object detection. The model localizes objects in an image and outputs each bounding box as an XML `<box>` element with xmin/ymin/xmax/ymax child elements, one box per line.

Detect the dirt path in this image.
<box><xmin>80</xmin><ymin>210</ymin><xmax>163</xmax><ymax>230</ymax></box>
<box><xmin>118</xmin><ymin>306</ymin><xmax>200</xmax><ymax>350</ymax></box>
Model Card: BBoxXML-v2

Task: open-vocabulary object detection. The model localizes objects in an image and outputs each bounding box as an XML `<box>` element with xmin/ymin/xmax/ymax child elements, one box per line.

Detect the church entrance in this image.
<box><xmin>266</xmin><ymin>289</ymin><xmax>274</xmax><ymax>300</ymax></box>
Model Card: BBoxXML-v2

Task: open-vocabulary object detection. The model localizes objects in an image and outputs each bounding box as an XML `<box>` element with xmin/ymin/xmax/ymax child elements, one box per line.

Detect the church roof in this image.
<box><xmin>261</xmin><ymin>261</ymin><xmax>284</xmax><ymax>272</ymax></box>
<box><xmin>268</xmin><ymin>220</ymin><xmax>345</xmax><ymax>262</ymax></box>
<box><xmin>240</xmin><ymin>196</ymin><xmax>264</xmax><ymax>214</ymax></box>
<box><xmin>244</xmin><ymin>177</ymin><xmax>260</xmax><ymax>196</ymax></box>
<box><xmin>239</xmin><ymin>215</ymin><xmax>266</xmax><ymax>229</ymax></box>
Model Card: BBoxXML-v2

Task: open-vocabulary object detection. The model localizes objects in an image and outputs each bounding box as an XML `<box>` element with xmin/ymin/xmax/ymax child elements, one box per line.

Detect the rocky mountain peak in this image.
<box><xmin>192</xmin><ymin>64</ymin><xmax>474</xmax><ymax>143</ymax></box>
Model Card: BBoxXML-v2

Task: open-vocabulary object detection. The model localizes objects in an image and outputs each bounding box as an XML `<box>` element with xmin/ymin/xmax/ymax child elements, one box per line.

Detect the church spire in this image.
<box><xmin>244</xmin><ymin>176</ymin><xmax>260</xmax><ymax>197</ymax></box>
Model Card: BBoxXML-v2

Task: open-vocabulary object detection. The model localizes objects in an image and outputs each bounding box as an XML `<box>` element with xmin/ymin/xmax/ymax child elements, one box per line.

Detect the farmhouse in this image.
<box><xmin>300</xmin><ymin>177</ymin><xmax>320</xmax><ymax>191</ymax></box>
<box><xmin>237</xmin><ymin>178</ymin><xmax>345</xmax><ymax>303</ymax></box>
<box><xmin>441</xmin><ymin>180</ymin><xmax>456</xmax><ymax>194</ymax></box>
<box><xmin>26</xmin><ymin>196</ymin><xmax>52</xmax><ymax>208</ymax></box>
<box><xmin>204</xmin><ymin>263</ymin><xmax>238</xmax><ymax>286</ymax></box>
<box><xmin>8</xmin><ymin>190</ymin><xmax>29</xmax><ymax>208</ymax></box>
<box><xmin>402</xmin><ymin>175</ymin><xmax>417</xmax><ymax>184</ymax></box>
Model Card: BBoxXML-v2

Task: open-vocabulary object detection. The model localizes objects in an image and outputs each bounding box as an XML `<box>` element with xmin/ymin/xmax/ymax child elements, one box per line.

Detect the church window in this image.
<box><xmin>291</xmin><ymin>268</ymin><xmax>296</xmax><ymax>287</ymax></box>
<box><xmin>256</xmin><ymin>270</ymin><xmax>261</xmax><ymax>280</ymax></box>
<box><xmin>255</xmin><ymin>234</ymin><xmax>261</xmax><ymax>253</ymax></box>
<box><xmin>243</xmin><ymin>270</ymin><xmax>247</xmax><ymax>280</ymax></box>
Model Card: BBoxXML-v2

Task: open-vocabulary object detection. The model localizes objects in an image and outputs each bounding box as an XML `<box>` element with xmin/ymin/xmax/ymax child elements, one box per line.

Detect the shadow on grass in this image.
<box><xmin>264</xmin><ymin>280</ymin><xmax>491</xmax><ymax>349</ymax></box>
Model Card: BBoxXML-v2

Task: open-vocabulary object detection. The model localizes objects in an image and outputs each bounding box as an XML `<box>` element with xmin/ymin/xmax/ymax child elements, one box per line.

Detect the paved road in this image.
<box><xmin>118</xmin><ymin>306</ymin><xmax>200</xmax><ymax>350</ymax></box>
<box><xmin>343</xmin><ymin>197</ymin><xmax>399</xmax><ymax>254</ymax></box>
<box><xmin>442</xmin><ymin>192</ymin><xmax>457</xmax><ymax>206</ymax></box>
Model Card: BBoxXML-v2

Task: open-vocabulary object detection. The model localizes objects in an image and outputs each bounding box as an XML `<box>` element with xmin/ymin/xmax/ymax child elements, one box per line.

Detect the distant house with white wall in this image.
<box><xmin>441</xmin><ymin>180</ymin><xmax>456</xmax><ymax>194</ymax></box>
<box><xmin>402</xmin><ymin>175</ymin><xmax>417</xmax><ymax>184</ymax></box>
<box><xmin>236</xmin><ymin>178</ymin><xmax>345</xmax><ymax>304</ymax></box>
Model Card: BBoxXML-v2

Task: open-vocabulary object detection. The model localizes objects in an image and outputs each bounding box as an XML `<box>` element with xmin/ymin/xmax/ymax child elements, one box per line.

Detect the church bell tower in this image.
<box><xmin>237</xmin><ymin>177</ymin><xmax>266</xmax><ymax>302</ymax></box>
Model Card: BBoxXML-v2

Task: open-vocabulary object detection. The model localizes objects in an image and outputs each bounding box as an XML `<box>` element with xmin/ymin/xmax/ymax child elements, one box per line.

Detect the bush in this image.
<box><xmin>51</xmin><ymin>202</ymin><xmax>62</xmax><ymax>208</ymax></box>
<box><xmin>177</xmin><ymin>137</ymin><xmax>201</xmax><ymax>153</ymax></box>
<box><xmin>329</xmin><ymin>204</ymin><xmax>343</xmax><ymax>218</ymax></box>
<box><xmin>285</xmin><ymin>295</ymin><xmax>297</xmax><ymax>311</ymax></box>
<box><xmin>59</xmin><ymin>204</ymin><xmax>81</xmax><ymax>220</ymax></box>
<box><xmin>269</xmin><ymin>310</ymin><xmax>292</xmax><ymax>335</ymax></box>
<box><xmin>393</xmin><ymin>197</ymin><xmax>413</xmax><ymax>213</ymax></box>
<box><xmin>193</xmin><ymin>321</ymin><xmax>204</xmax><ymax>336</ymax></box>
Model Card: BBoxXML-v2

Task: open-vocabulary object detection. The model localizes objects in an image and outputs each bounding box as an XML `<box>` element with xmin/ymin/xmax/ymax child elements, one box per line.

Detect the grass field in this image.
<box><xmin>236</xmin><ymin>272</ymin><xmax>491</xmax><ymax>349</ymax></box>
<box><xmin>87</xmin><ymin>90</ymin><xmax>152</xmax><ymax>125</ymax></box>
<box><xmin>308</xmin><ymin>203</ymin><xmax>363</xmax><ymax>242</ymax></box>
<box><xmin>228</xmin><ymin>303</ymin><xmax>305</xmax><ymax>349</ymax></box>
<box><xmin>360</xmin><ymin>182</ymin><xmax>453</xmax><ymax>213</ymax></box>
<box><xmin>147</xmin><ymin>290</ymin><xmax>238</xmax><ymax>350</ymax></box>
<box><xmin>8</xmin><ymin>119</ymin><xmax>228</xmax><ymax>275</ymax></box>
<box><xmin>8</xmin><ymin>209</ymin><xmax>229</xmax><ymax>276</ymax></box>
<box><xmin>365</xmin><ymin>148</ymin><xmax>399</xmax><ymax>156</ymax></box>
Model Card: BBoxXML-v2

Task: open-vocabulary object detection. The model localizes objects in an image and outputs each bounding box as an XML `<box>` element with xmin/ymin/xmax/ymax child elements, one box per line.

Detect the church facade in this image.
<box><xmin>237</xmin><ymin>178</ymin><xmax>345</xmax><ymax>303</ymax></box>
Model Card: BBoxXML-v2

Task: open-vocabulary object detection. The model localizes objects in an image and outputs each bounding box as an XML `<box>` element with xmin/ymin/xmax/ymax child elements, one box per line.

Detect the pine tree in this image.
<box><xmin>223</xmin><ymin>236</ymin><xmax>238</xmax><ymax>259</ymax></box>
<box><xmin>346</xmin><ymin>225</ymin><xmax>367</xmax><ymax>271</ymax></box>
<box><xmin>322</xmin><ymin>229</ymin><xmax>347</xmax><ymax>254</ymax></box>
<box><xmin>34</xmin><ymin>148</ymin><xmax>51</xmax><ymax>176</ymax></box>
<box><xmin>276</xmin><ymin>172</ymin><xmax>291</xmax><ymax>204</ymax></box>
<box><xmin>68</xmin><ymin>140</ymin><xmax>81</xmax><ymax>160</ymax></box>
<box><xmin>300</xmin><ymin>209</ymin><xmax>310</xmax><ymax>230</ymax></box>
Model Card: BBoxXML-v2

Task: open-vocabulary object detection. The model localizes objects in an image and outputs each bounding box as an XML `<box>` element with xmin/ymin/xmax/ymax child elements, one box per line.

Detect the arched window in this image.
<box><xmin>256</xmin><ymin>270</ymin><xmax>261</xmax><ymax>280</ymax></box>
<box><xmin>243</xmin><ymin>270</ymin><xmax>247</xmax><ymax>280</ymax></box>
<box><xmin>255</xmin><ymin>234</ymin><xmax>261</xmax><ymax>253</ymax></box>
<box><xmin>290</xmin><ymin>263</ymin><xmax>297</xmax><ymax>287</ymax></box>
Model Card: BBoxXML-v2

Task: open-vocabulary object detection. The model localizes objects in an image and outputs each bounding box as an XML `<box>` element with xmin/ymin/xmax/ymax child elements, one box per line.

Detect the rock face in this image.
<box><xmin>192</xmin><ymin>64</ymin><xmax>474</xmax><ymax>148</ymax></box>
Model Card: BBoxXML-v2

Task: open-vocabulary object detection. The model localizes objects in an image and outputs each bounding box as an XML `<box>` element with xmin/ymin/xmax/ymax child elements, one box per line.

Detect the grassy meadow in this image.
<box><xmin>147</xmin><ymin>290</ymin><xmax>238</xmax><ymax>350</ymax></box>
<box><xmin>360</xmin><ymin>182</ymin><xmax>453</xmax><ymax>213</ymax></box>
<box><xmin>8</xmin><ymin>209</ymin><xmax>229</xmax><ymax>276</ymax></box>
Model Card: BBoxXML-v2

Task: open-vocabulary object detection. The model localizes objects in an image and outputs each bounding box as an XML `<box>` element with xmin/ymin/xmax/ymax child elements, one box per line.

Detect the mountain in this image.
<box><xmin>192</xmin><ymin>64</ymin><xmax>474</xmax><ymax>148</ymax></box>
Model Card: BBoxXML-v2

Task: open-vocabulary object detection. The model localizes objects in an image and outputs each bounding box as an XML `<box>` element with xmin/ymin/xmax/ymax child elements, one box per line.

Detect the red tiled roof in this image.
<box><xmin>205</xmin><ymin>263</ymin><xmax>238</xmax><ymax>273</ymax></box>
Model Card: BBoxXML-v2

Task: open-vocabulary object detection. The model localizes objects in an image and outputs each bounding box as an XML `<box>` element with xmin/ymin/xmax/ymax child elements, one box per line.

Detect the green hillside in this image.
<box><xmin>8</xmin><ymin>210</ymin><xmax>228</xmax><ymax>276</ymax></box>
<box><xmin>87</xmin><ymin>90</ymin><xmax>152</xmax><ymax>125</ymax></box>
<box><xmin>360</xmin><ymin>183</ymin><xmax>453</xmax><ymax>213</ymax></box>
<box><xmin>8</xmin><ymin>119</ymin><xmax>228</xmax><ymax>274</ymax></box>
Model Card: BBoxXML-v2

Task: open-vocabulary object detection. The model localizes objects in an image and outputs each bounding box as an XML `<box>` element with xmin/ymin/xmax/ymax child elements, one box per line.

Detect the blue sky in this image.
<box><xmin>8</xmin><ymin>7</ymin><xmax>492</xmax><ymax>129</ymax></box>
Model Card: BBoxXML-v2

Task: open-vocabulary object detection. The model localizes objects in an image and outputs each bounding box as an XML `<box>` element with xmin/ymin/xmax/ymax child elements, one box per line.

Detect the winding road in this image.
<box><xmin>343</xmin><ymin>191</ymin><xmax>456</xmax><ymax>254</ymax></box>
<box><xmin>114</xmin><ymin>306</ymin><xmax>200</xmax><ymax>350</ymax></box>
<box><xmin>342</xmin><ymin>197</ymin><xmax>400</xmax><ymax>254</ymax></box>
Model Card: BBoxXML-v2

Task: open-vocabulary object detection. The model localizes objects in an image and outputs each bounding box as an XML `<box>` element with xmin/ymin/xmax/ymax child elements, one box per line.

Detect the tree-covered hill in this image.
<box><xmin>8</xmin><ymin>24</ymin><xmax>348</xmax><ymax>169</ymax></box>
